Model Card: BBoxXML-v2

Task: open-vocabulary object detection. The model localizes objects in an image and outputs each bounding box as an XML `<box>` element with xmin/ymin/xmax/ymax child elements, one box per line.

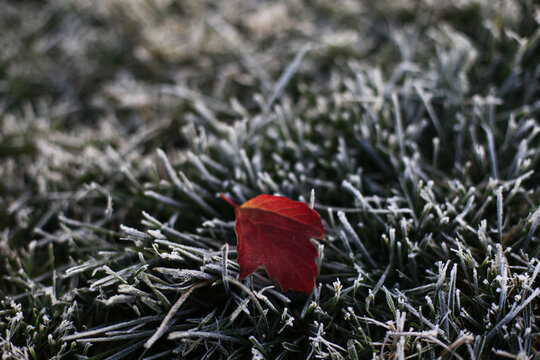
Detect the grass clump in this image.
<box><xmin>1</xmin><ymin>0</ymin><xmax>539</xmax><ymax>359</ymax></box>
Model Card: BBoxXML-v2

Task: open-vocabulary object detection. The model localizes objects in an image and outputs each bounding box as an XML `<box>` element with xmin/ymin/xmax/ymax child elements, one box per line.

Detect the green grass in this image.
<box><xmin>1</xmin><ymin>0</ymin><xmax>539</xmax><ymax>359</ymax></box>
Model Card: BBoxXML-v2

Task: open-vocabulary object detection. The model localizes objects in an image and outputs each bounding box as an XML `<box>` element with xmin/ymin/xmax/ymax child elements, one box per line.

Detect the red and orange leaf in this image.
<box><xmin>220</xmin><ymin>194</ymin><xmax>325</xmax><ymax>294</ymax></box>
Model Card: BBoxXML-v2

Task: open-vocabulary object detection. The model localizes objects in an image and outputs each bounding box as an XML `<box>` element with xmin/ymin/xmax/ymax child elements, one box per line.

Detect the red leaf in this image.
<box><xmin>220</xmin><ymin>194</ymin><xmax>325</xmax><ymax>293</ymax></box>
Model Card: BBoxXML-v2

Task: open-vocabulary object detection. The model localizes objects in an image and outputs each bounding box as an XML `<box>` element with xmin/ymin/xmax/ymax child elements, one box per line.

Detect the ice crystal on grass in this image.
<box><xmin>1</xmin><ymin>0</ymin><xmax>539</xmax><ymax>359</ymax></box>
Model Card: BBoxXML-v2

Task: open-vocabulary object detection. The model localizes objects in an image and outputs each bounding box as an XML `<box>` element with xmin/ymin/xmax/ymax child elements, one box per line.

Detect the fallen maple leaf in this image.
<box><xmin>220</xmin><ymin>193</ymin><xmax>325</xmax><ymax>293</ymax></box>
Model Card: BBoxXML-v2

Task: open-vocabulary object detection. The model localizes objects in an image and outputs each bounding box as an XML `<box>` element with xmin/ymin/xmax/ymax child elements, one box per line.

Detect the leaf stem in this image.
<box><xmin>219</xmin><ymin>193</ymin><xmax>238</xmax><ymax>208</ymax></box>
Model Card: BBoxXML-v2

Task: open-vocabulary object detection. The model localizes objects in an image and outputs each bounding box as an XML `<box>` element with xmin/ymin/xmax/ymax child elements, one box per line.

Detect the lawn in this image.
<box><xmin>1</xmin><ymin>1</ymin><xmax>539</xmax><ymax>359</ymax></box>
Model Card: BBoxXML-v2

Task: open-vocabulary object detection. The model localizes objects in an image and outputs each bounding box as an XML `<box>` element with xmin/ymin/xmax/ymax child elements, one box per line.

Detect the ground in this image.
<box><xmin>0</xmin><ymin>1</ymin><xmax>539</xmax><ymax>359</ymax></box>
